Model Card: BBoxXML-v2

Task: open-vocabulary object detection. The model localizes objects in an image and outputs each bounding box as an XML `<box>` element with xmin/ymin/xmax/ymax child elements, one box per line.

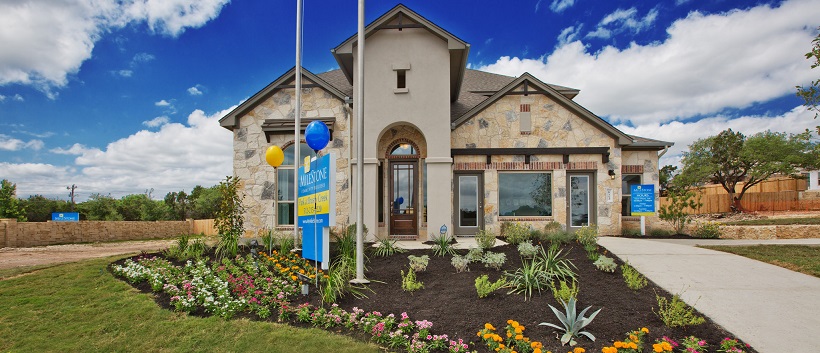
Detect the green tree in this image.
<box><xmin>118</xmin><ymin>194</ymin><xmax>171</xmax><ymax>221</ymax></box>
<box><xmin>21</xmin><ymin>195</ymin><xmax>71</xmax><ymax>222</ymax></box>
<box><xmin>678</xmin><ymin>129</ymin><xmax>820</xmax><ymax>212</ymax></box>
<box><xmin>164</xmin><ymin>191</ymin><xmax>189</xmax><ymax>220</ymax></box>
<box><xmin>189</xmin><ymin>185</ymin><xmax>221</xmax><ymax>219</ymax></box>
<box><xmin>0</xmin><ymin>179</ymin><xmax>27</xmax><ymax>221</ymax></box>
<box><xmin>659</xmin><ymin>165</ymin><xmax>678</xmax><ymax>196</ymax></box>
<box><xmin>78</xmin><ymin>193</ymin><xmax>123</xmax><ymax>220</ymax></box>
<box><xmin>796</xmin><ymin>26</ymin><xmax>819</xmax><ymax>131</ymax></box>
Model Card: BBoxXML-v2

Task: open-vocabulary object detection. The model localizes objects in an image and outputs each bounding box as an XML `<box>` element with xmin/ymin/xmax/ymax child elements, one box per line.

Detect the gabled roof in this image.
<box><xmin>624</xmin><ymin>135</ymin><xmax>674</xmax><ymax>150</ymax></box>
<box><xmin>219</xmin><ymin>67</ymin><xmax>347</xmax><ymax>130</ymax></box>
<box><xmin>331</xmin><ymin>4</ymin><xmax>469</xmax><ymax>102</ymax></box>
<box><xmin>451</xmin><ymin>72</ymin><xmax>635</xmax><ymax>146</ymax></box>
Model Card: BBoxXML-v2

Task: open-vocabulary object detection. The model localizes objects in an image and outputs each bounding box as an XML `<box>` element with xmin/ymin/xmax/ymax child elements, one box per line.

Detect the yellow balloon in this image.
<box><xmin>265</xmin><ymin>145</ymin><xmax>284</xmax><ymax>167</ymax></box>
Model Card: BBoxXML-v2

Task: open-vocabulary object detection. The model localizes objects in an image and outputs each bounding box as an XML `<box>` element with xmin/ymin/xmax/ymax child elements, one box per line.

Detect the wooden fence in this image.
<box><xmin>660</xmin><ymin>191</ymin><xmax>820</xmax><ymax>214</ymax></box>
<box><xmin>192</xmin><ymin>219</ymin><xmax>217</xmax><ymax>236</ymax></box>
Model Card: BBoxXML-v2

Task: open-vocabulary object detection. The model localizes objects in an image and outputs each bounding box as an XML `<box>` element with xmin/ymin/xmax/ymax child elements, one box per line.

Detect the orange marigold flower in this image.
<box><xmin>629</xmin><ymin>334</ymin><xmax>638</xmax><ymax>341</ymax></box>
<box><xmin>641</xmin><ymin>327</ymin><xmax>649</xmax><ymax>333</ymax></box>
<box><xmin>573</xmin><ymin>348</ymin><xmax>586</xmax><ymax>353</ymax></box>
<box><xmin>291</xmin><ymin>275</ymin><xmax>297</xmax><ymax>281</ymax></box>
<box><xmin>614</xmin><ymin>341</ymin><xmax>624</xmax><ymax>348</ymax></box>
<box><xmin>533</xmin><ymin>349</ymin><xmax>541</xmax><ymax>353</ymax></box>
<box><xmin>652</xmin><ymin>343</ymin><xmax>664</xmax><ymax>352</ymax></box>
<box><xmin>515</xmin><ymin>327</ymin><xmax>523</xmax><ymax>334</ymax></box>
<box><xmin>601</xmin><ymin>348</ymin><xmax>617</xmax><ymax>353</ymax></box>
<box><xmin>515</xmin><ymin>334</ymin><xmax>523</xmax><ymax>340</ymax></box>
<box><xmin>628</xmin><ymin>342</ymin><xmax>638</xmax><ymax>349</ymax></box>
<box><xmin>485</xmin><ymin>323</ymin><xmax>495</xmax><ymax>331</ymax></box>
<box><xmin>507</xmin><ymin>332</ymin><xmax>512</xmax><ymax>338</ymax></box>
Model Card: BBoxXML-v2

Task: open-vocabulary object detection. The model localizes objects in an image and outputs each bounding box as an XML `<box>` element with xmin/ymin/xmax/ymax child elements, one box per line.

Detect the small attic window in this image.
<box><xmin>392</xmin><ymin>62</ymin><xmax>410</xmax><ymax>94</ymax></box>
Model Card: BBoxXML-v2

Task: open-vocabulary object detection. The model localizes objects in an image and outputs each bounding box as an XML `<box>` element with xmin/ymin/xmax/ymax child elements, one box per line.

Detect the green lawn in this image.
<box><xmin>701</xmin><ymin>245</ymin><xmax>820</xmax><ymax>277</ymax></box>
<box><xmin>721</xmin><ymin>217</ymin><xmax>820</xmax><ymax>226</ymax></box>
<box><xmin>0</xmin><ymin>257</ymin><xmax>380</xmax><ymax>353</ymax></box>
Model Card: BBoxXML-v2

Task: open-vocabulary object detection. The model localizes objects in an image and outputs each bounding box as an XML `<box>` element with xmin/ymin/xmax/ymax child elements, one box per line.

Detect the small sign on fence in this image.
<box><xmin>51</xmin><ymin>212</ymin><xmax>79</xmax><ymax>222</ymax></box>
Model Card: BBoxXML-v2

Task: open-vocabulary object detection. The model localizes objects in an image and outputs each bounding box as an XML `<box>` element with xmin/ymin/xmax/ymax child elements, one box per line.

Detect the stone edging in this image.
<box><xmin>719</xmin><ymin>224</ymin><xmax>820</xmax><ymax>240</ymax></box>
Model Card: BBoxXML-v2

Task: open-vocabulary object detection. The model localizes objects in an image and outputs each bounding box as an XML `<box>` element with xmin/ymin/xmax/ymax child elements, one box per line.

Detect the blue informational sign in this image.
<box><xmin>630</xmin><ymin>184</ymin><xmax>656</xmax><ymax>216</ymax></box>
<box><xmin>298</xmin><ymin>153</ymin><xmax>336</xmax><ymax>269</ymax></box>
<box><xmin>52</xmin><ymin>212</ymin><xmax>80</xmax><ymax>222</ymax></box>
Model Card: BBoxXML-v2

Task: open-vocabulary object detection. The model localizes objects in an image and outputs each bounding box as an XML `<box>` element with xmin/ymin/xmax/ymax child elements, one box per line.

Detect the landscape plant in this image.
<box><xmin>717</xmin><ymin>338</ymin><xmax>750</xmax><ymax>353</ymax></box>
<box><xmin>451</xmin><ymin>255</ymin><xmax>469</xmax><ymax>273</ymax></box>
<box><xmin>679</xmin><ymin>336</ymin><xmax>708</xmax><ymax>353</ymax></box>
<box><xmin>550</xmin><ymin>279</ymin><xmax>579</xmax><ymax>303</ymax></box>
<box><xmin>474</xmin><ymin>275</ymin><xmax>506</xmax><ymax>298</ymax></box>
<box><xmin>593</xmin><ymin>255</ymin><xmax>617</xmax><ymax>273</ymax></box>
<box><xmin>408</xmin><ymin>255</ymin><xmax>429</xmax><ymax>272</ymax></box>
<box><xmin>574</xmin><ymin>225</ymin><xmax>598</xmax><ymax>248</ymax></box>
<box><xmin>622</xmin><ymin>263</ymin><xmax>647</xmax><ymax>290</ymax></box>
<box><xmin>401</xmin><ymin>269</ymin><xmax>424</xmax><ymax>292</ymax></box>
<box><xmin>517</xmin><ymin>240</ymin><xmax>538</xmax><ymax>259</ymax></box>
<box><xmin>374</xmin><ymin>237</ymin><xmax>406</xmax><ymax>257</ymax></box>
<box><xmin>430</xmin><ymin>233</ymin><xmax>457</xmax><ymax>256</ymax></box>
<box><xmin>694</xmin><ymin>222</ymin><xmax>721</xmax><ymax>239</ymax></box>
<box><xmin>476</xmin><ymin>320</ymin><xmax>545</xmax><ymax>353</ymax></box>
<box><xmin>466</xmin><ymin>247</ymin><xmax>484</xmax><ymax>262</ymax></box>
<box><xmin>654</xmin><ymin>291</ymin><xmax>705</xmax><ymax>328</ymax></box>
<box><xmin>502</xmin><ymin>222</ymin><xmax>530</xmax><ymax>245</ymax></box>
<box><xmin>539</xmin><ymin>297</ymin><xmax>601</xmax><ymax>346</ymax></box>
<box><xmin>649</xmin><ymin>228</ymin><xmax>673</xmax><ymax>237</ymax></box>
<box><xmin>658</xmin><ymin>190</ymin><xmax>701</xmax><ymax>234</ymax></box>
<box><xmin>601</xmin><ymin>327</ymin><xmax>648</xmax><ymax>353</ymax></box>
<box><xmin>475</xmin><ymin>229</ymin><xmax>497</xmax><ymax>249</ymax></box>
<box><xmin>214</xmin><ymin>175</ymin><xmax>246</xmax><ymax>259</ymax></box>
<box><xmin>481</xmin><ymin>251</ymin><xmax>506</xmax><ymax>270</ymax></box>
<box><xmin>504</xmin><ymin>256</ymin><xmax>552</xmax><ymax>300</ymax></box>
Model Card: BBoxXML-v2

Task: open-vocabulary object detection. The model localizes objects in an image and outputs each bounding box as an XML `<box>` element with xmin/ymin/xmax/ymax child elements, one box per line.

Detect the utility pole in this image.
<box><xmin>67</xmin><ymin>184</ymin><xmax>77</xmax><ymax>211</ymax></box>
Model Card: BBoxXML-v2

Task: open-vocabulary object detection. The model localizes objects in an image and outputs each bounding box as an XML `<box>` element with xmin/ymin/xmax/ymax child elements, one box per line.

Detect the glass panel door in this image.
<box><xmin>454</xmin><ymin>173</ymin><xmax>483</xmax><ymax>235</ymax></box>
<box><xmin>569</xmin><ymin>174</ymin><xmax>591</xmax><ymax>228</ymax></box>
<box><xmin>390</xmin><ymin>161</ymin><xmax>417</xmax><ymax>236</ymax></box>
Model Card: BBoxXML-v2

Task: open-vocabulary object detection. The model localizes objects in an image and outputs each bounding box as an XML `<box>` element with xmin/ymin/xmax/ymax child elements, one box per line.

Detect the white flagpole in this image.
<box><xmin>352</xmin><ymin>0</ymin><xmax>369</xmax><ymax>284</ymax></box>
<box><xmin>293</xmin><ymin>0</ymin><xmax>304</xmax><ymax>248</ymax></box>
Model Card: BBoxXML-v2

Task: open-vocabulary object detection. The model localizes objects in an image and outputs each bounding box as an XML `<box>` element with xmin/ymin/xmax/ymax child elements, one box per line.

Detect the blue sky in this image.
<box><xmin>1</xmin><ymin>0</ymin><xmax>818</xmax><ymax>201</ymax></box>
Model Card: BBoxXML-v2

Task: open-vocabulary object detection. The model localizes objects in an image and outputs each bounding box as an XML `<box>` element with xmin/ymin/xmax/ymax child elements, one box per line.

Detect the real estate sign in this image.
<box><xmin>297</xmin><ymin>152</ymin><xmax>336</xmax><ymax>269</ymax></box>
<box><xmin>51</xmin><ymin>212</ymin><xmax>79</xmax><ymax>222</ymax></box>
<box><xmin>630</xmin><ymin>184</ymin><xmax>656</xmax><ymax>216</ymax></box>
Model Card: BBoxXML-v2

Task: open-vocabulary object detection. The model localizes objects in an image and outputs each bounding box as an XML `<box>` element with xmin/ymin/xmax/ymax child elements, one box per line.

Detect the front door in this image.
<box><xmin>454</xmin><ymin>172</ymin><xmax>484</xmax><ymax>235</ymax></box>
<box><xmin>390</xmin><ymin>161</ymin><xmax>418</xmax><ymax>236</ymax></box>
<box><xmin>566</xmin><ymin>173</ymin><xmax>595</xmax><ymax>232</ymax></box>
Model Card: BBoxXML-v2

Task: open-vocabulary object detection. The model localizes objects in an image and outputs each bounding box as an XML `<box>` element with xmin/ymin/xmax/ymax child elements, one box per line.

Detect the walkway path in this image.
<box><xmin>598</xmin><ymin>237</ymin><xmax>820</xmax><ymax>353</ymax></box>
<box><xmin>0</xmin><ymin>240</ymin><xmax>174</xmax><ymax>272</ymax></box>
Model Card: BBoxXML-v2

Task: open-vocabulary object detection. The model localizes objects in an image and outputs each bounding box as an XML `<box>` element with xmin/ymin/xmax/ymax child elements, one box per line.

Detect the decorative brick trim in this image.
<box><xmin>621</xmin><ymin>216</ymin><xmax>642</xmax><ymax>222</ymax></box>
<box><xmin>498</xmin><ymin>216</ymin><xmax>554</xmax><ymax>222</ymax></box>
<box><xmin>622</xmin><ymin>165</ymin><xmax>644</xmax><ymax>174</ymax></box>
<box><xmin>385</xmin><ymin>138</ymin><xmax>421</xmax><ymax>159</ymax></box>
<box><xmin>389</xmin><ymin>235</ymin><xmax>418</xmax><ymax>240</ymax></box>
<box><xmin>566</xmin><ymin>161</ymin><xmax>598</xmax><ymax>170</ymax></box>
<box><xmin>520</xmin><ymin>104</ymin><xmax>531</xmax><ymax>112</ymax></box>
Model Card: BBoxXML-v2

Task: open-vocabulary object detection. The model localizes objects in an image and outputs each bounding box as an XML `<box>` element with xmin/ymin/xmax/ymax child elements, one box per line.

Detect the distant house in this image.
<box><xmin>219</xmin><ymin>4</ymin><xmax>672</xmax><ymax>239</ymax></box>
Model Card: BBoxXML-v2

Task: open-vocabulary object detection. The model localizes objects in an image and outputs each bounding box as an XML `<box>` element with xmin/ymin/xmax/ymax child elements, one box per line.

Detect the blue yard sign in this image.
<box><xmin>630</xmin><ymin>184</ymin><xmax>656</xmax><ymax>216</ymax></box>
<box><xmin>297</xmin><ymin>152</ymin><xmax>336</xmax><ymax>269</ymax></box>
<box><xmin>51</xmin><ymin>212</ymin><xmax>79</xmax><ymax>222</ymax></box>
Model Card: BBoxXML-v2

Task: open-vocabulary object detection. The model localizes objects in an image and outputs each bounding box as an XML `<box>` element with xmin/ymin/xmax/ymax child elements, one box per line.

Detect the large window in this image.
<box><xmin>276</xmin><ymin>143</ymin><xmax>315</xmax><ymax>225</ymax></box>
<box><xmin>498</xmin><ymin>172</ymin><xmax>552</xmax><ymax>216</ymax></box>
<box><xmin>621</xmin><ymin>174</ymin><xmax>642</xmax><ymax>216</ymax></box>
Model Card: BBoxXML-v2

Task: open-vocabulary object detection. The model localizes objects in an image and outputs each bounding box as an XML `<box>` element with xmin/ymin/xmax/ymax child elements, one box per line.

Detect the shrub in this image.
<box><xmin>430</xmin><ymin>233</ymin><xmax>457</xmax><ymax>256</ymax></box>
<box><xmin>374</xmin><ymin>237</ymin><xmax>406</xmax><ymax>257</ymax></box>
<box><xmin>163</xmin><ymin>234</ymin><xmax>190</xmax><ymax>260</ymax></box>
<box><xmin>334</xmin><ymin>224</ymin><xmax>358</xmax><ymax>261</ymax></box>
<box><xmin>451</xmin><ymin>255</ymin><xmax>469</xmax><ymax>273</ymax></box>
<box><xmin>659</xmin><ymin>190</ymin><xmax>702</xmax><ymax>234</ymax></box>
<box><xmin>517</xmin><ymin>240</ymin><xmax>538</xmax><ymax>258</ymax></box>
<box><xmin>543</xmin><ymin>221</ymin><xmax>563</xmax><ymax>236</ymax></box>
<box><xmin>593</xmin><ymin>255</ymin><xmax>617</xmax><ymax>273</ymax></box>
<box><xmin>474</xmin><ymin>274</ymin><xmax>506</xmax><ymax>298</ymax></box>
<box><xmin>278</xmin><ymin>235</ymin><xmax>295</xmax><ymax>254</ymax></box>
<box><xmin>481</xmin><ymin>252</ymin><xmax>506</xmax><ymax>270</ymax></box>
<box><xmin>502</xmin><ymin>222</ymin><xmax>530</xmax><ymax>245</ymax></box>
<box><xmin>575</xmin><ymin>225</ymin><xmax>598</xmax><ymax>247</ymax></box>
<box><xmin>622</xmin><ymin>228</ymin><xmax>642</xmax><ymax>237</ymax></box>
<box><xmin>185</xmin><ymin>238</ymin><xmax>207</xmax><ymax>260</ymax></box>
<box><xmin>214</xmin><ymin>175</ymin><xmax>245</xmax><ymax>259</ymax></box>
<box><xmin>466</xmin><ymin>247</ymin><xmax>484</xmax><ymax>263</ymax></box>
<box><xmin>504</xmin><ymin>257</ymin><xmax>552</xmax><ymax>300</ymax></box>
<box><xmin>540</xmin><ymin>245</ymin><xmax>577</xmax><ymax>281</ymax></box>
<box><xmin>654</xmin><ymin>291</ymin><xmax>705</xmax><ymax>328</ymax></box>
<box><xmin>408</xmin><ymin>255</ymin><xmax>430</xmax><ymax>272</ymax></box>
<box><xmin>539</xmin><ymin>297</ymin><xmax>601</xmax><ymax>346</ymax></box>
<box><xmin>544</xmin><ymin>229</ymin><xmax>575</xmax><ymax>245</ymax></box>
<box><xmin>550</xmin><ymin>279</ymin><xmax>579</xmax><ymax>303</ymax></box>
<box><xmin>694</xmin><ymin>222</ymin><xmax>721</xmax><ymax>239</ymax></box>
<box><xmin>401</xmin><ymin>269</ymin><xmax>424</xmax><ymax>292</ymax></box>
<box><xmin>475</xmin><ymin>229</ymin><xmax>496</xmax><ymax>249</ymax></box>
<box><xmin>649</xmin><ymin>228</ymin><xmax>673</xmax><ymax>237</ymax></box>
<box><xmin>622</xmin><ymin>263</ymin><xmax>647</xmax><ymax>290</ymax></box>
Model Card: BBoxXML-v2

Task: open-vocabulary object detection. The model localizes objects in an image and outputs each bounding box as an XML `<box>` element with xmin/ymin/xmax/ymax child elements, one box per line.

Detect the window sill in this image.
<box><xmin>498</xmin><ymin>216</ymin><xmax>553</xmax><ymax>222</ymax></box>
<box><xmin>393</xmin><ymin>88</ymin><xmax>409</xmax><ymax>94</ymax></box>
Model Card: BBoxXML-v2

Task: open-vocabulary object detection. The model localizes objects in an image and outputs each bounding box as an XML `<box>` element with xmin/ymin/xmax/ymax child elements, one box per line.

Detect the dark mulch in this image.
<box><xmin>112</xmin><ymin>242</ymin><xmax>757</xmax><ymax>353</ymax></box>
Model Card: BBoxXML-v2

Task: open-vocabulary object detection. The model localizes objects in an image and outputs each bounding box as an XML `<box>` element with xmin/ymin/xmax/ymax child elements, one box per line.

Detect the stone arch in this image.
<box><xmin>376</xmin><ymin>123</ymin><xmax>428</xmax><ymax>159</ymax></box>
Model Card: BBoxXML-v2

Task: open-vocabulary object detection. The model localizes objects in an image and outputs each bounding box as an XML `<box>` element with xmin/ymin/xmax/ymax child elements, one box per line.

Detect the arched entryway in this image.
<box><xmin>377</xmin><ymin>125</ymin><xmax>428</xmax><ymax>238</ymax></box>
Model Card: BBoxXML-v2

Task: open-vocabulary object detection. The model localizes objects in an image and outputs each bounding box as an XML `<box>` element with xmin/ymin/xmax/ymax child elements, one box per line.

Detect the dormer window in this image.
<box><xmin>392</xmin><ymin>62</ymin><xmax>410</xmax><ymax>93</ymax></box>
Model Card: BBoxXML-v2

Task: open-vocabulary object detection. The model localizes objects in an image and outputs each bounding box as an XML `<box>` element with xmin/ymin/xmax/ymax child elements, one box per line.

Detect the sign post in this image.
<box><xmin>630</xmin><ymin>184</ymin><xmax>656</xmax><ymax>236</ymax></box>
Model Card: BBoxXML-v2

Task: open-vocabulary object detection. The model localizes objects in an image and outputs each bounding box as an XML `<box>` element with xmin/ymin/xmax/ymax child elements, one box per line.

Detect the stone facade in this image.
<box><xmin>452</xmin><ymin>94</ymin><xmax>623</xmax><ymax>235</ymax></box>
<box><xmin>233</xmin><ymin>82</ymin><xmax>351</xmax><ymax>234</ymax></box>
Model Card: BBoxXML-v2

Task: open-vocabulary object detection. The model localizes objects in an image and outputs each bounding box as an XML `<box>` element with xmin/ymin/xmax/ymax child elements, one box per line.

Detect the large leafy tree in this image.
<box><xmin>78</xmin><ymin>193</ymin><xmax>123</xmax><ymax>221</ymax></box>
<box><xmin>0</xmin><ymin>179</ymin><xmax>27</xmax><ymax>221</ymax></box>
<box><xmin>659</xmin><ymin>165</ymin><xmax>679</xmax><ymax>196</ymax></box>
<box><xmin>796</xmin><ymin>26</ymin><xmax>820</xmax><ymax>131</ymax></box>
<box><xmin>677</xmin><ymin>129</ymin><xmax>820</xmax><ymax>212</ymax></box>
<box><xmin>20</xmin><ymin>195</ymin><xmax>71</xmax><ymax>222</ymax></box>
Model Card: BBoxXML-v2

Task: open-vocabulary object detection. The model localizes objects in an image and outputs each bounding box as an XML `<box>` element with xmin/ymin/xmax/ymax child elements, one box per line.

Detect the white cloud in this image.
<box><xmin>0</xmin><ymin>163</ymin><xmax>77</xmax><ymax>198</ymax></box>
<box><xmin>556</xmin><ymin>25</ymin><xmax>583</xmax><ymax>47</ymax></box>
<box><xmin>12</xmin><ymin>94</ymin><xmax>23</xmax><ymax>102</ymax></box>
<box><xmin>51</xmin><ymin>143</ymin><xmax>100</xmax><ymax>156</ymax></box>
<box><xmin>155</xmin><ymin>99</ymin><xmax>171</xmax><ymax>106</ymax></box>
<box><xmin>131</xmin><ymin>52</ymin><xmax>155</xmax><ymax>64</ymax></box>
<box><xmin>0</xmin><ymin>95</ymin><xmax>4</xmax><ymax>102</ymax></box>
<box><xmin>116</xmin><ymin>69</ymin><xmax>133</xmax><ymax>77</ymax></box>
<box><xmin>142</xmin><ymin>116</ymin><xmax>170</xmax><ymax>127</ymax></box>
<box><xmin>478</xmin><ymin>0</ymin><xmax>820</xmax><ymax>125</ymax></box>
<box><xmin>187</xmin><ymin>85</ymin><xmax>203</xmax><ymax>96</ymax></box>
<box><xmin>0</xmin><ymin>0</ymin><xmax>229</xmax><ymax>97</ymax></box>
<box><xmin>0</xmin><ymin>134</ymin><xmax>43</xmax><ymax>151</ymax></box>
<box><xmin>618</xmin><ymin>106</ymin><xmax>819</xmax><ymax>168</ymax></box>
<box><xmin>549</xmin><ymin>0</ymin><xmax>575</xmax><ymax>13</ymax></box>
<box><xmin>586</xmin><ymin>7</ymin><xmax>658</xmax><ymax>39</ymax></box>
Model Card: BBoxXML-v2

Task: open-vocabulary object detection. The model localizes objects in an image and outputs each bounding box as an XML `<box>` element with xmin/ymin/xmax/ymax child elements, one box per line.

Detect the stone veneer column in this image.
<box><xmin>426</xmin><ymin>157</ymin><xmax>452</xmax><ymax>239</ymax></box>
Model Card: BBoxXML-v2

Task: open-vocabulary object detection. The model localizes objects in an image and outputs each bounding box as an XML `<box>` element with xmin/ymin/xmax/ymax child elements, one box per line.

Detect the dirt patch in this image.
<box><xmin>0</xmin><ymin>240</ymin><xmax>174</xmax><ymax>272</ymax></box>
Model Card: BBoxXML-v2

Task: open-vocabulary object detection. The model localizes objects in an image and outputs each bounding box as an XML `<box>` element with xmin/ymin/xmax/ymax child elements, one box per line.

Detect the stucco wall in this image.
<box><xmin>1</xmin><ymin>219</ymin><xmax>193</xmax><ymax>248</ymax></box>
<box><xmin>234</xmin><ymin>83</ymin><xmax>350</xmax><ymax>235</ymax></box>
<box><xmin>452</xmin><ymin>93</ymin><xmax>625</xmax><ymax>235</ymax></box>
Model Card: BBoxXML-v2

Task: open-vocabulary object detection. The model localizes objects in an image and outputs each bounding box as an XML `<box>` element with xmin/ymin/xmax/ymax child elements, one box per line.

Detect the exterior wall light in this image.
<box><xmin>608</xmin><ymin>169</ymin><xmax>616</xmax><ymax>180</ymax></box>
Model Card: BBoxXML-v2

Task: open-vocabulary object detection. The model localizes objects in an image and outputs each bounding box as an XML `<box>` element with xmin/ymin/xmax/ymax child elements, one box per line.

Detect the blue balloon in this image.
<box><xmin>305</xmin><ymin>120</ymin><xmax>330</xmax><ymax>151</ymax></box>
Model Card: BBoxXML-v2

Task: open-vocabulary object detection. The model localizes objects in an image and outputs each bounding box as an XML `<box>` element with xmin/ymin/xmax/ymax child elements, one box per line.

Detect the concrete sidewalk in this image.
<box><xmin>598</xmin><ymin>237</ymin><xmax>820</xmax><ymax>353</ymax></box>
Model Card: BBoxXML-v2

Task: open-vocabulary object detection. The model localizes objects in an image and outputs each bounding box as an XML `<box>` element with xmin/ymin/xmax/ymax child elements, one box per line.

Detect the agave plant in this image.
<box><xmin>539</xmin><ymin>297</ymin><xmax>601</xmax><ymax>346</ymax></box>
